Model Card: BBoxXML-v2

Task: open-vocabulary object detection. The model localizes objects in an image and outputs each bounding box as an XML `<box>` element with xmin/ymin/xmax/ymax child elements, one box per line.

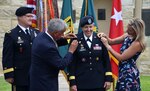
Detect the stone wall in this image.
<box><xmin>0</xmin><ymin>0</ymin><xmax>26</xmax><ymax>75</ymax></box>
<box><xmin>0</xmin><ymin>0</ymin><xmax>150</xmax><ymax>75</ymax></box>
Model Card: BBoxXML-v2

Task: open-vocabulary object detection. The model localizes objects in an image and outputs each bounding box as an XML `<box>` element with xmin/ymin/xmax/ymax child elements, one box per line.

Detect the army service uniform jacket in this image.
<box><xmin>68</xmin><ymin>32</ymin><xmax>113</xmax><ymax>89</ymax></box>
<box><xmin>2</xmin><ymin>25</ymin><xmax>39</xmax><ymax>86</ymax></box>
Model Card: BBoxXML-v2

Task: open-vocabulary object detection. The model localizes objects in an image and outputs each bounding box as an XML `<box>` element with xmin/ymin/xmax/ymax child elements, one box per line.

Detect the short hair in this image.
<box><xmin>48</xmin><ymin>18</ymin><xmax>67</xmax><ymax>32</ymax></box>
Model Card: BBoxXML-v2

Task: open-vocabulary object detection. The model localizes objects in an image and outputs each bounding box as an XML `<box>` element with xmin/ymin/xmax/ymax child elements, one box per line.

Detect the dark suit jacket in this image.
<box><xmin>68</xmin><ymin>32</ymin><xmax>112</xmax><ymax>89</ymax></box>
<box><xmin>30</xmin><ymin>32</ymin><xmax>73</xmax><ymax>91</ymax></box>
<box><xmin>2</xmin><ymin>25</ymin><xmax>39</xmax><ymax>86</ymax></box>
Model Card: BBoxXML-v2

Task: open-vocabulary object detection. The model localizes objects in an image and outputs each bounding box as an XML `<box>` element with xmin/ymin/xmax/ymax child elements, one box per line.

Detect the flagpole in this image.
<box><xmin>85</xmin><ymin>0</ymin><xmax>88</xmax><ymax>16</ymax></box>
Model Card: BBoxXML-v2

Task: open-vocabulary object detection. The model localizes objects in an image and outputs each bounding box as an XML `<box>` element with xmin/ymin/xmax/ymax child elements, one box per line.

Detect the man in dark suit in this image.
<box><xmin>2</xmin><ymin>6</ymin><xmax>39</xmax><ymax>91</ymax></box>
<box><xmin>30</xmin><ymin>18</ymin><xmax>78</xmax><ymax>91</ymax></box>
<box><xmin>68</xmin><ymin>16</ymin><xmax>113</xmax><ymax>91</ymax></box>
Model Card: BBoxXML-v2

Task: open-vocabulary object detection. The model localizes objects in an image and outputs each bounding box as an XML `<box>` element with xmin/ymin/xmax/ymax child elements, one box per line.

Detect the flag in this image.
<box><xmin>36</xmin><ymin>0</ymin><xmax>59</xmax><ymax>31</ymax></box>
<box><xmin>58</xmin><ymin>0</ymin><xmax>74</xmax><ymax>82</ymax></box>
<box><xmin>78</xmin><ymin>0</ymin><xmax>98</xmax><ymax>33</ymax></box>
<box><xmin>109</xmin><ymin>0</ymin><xmax>124</xmax><ymax>80</ymax></box>
<box><xmin>52</xmin><ymin>0</ymin><xmax>59</xmax><ymax>18</ymax></box>
<box><xmin>61</xmin><ymin>0</ymin><xmax>74</xmax><ymax>34</ymax></box>
<box><xmin>48</xmin><ymin>0</ymin><xmax>55</xmax><ymax>19</ymax></box>
<box><xmin>36</xmin><ymin>0</ymin><xmax>44</xmax><ymax>31</ymax></box>
<box><xmin>36</xmin><ymin>0</ymin><xmax>48</xmax><ymax>31</ymax></box>
<box><xmin>43</xmin><ymin>0</ymin><xmax>48</xmax><ymax>31</ymax></box>
<box><xmin>58</xmin><ymin>0</ymin><xmax>74</xmax><ymax>57</ymax></box>
<box><xmin>47</xmin><ymin>0</ymin><xmax>59</xmax><ymax>18</ymax></box>
<box><xmin>27</xmin><ymin>0</ymin><xmax>37</xmax><ymax>28</ymax></box>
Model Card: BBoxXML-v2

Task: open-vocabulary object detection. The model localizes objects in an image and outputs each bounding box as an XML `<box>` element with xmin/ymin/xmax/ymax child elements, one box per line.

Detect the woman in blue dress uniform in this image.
<box><xmin>68</xmin><ymin>16</ymin><xmax>113</xmax><ymax>91</ymax></box>
<box><xmin>98</xmin><ymin>18</ymin><xmax>146</xmax><ymax>91</ymax></box>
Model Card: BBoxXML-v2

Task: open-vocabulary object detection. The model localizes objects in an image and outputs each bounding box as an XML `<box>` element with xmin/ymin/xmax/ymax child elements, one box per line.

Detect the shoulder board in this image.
<box><xmin>6</xmin><ymin>30</ymin><xmax>11</xmax><ymax>33</ymax></box>
<box><xmin>35</xmin><ymin>28</ymin><xmax>40</xmax><ymax>31</ymax></box>
<box><xmin>31</xmin><ymin>28</ymin><xmax>40</xmax><ymax>31</ymax></box>
<box><xmin>34</xmin><ymin>28</ymin><xmax>39</xmax><ymax>30</ymax></box>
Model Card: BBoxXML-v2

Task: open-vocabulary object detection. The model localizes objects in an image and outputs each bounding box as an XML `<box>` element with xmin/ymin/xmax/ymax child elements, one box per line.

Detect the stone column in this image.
<box><xmin>134</xmin><ymin>0</ymin><xmax>143</xmax><ymax>70</ymax></box>
<box><xmin>134</xmin><ymin>0</ymin><xmax>142</xmax><ymax>18</ymax></box>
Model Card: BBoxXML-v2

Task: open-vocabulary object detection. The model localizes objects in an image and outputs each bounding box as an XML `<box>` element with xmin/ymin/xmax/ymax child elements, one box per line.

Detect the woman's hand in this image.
<box><xmin>101</xmin><ymin>37</ymin><xmax>112</xmax><ymax>50</ymax></box>
<box><xmin>101</xmin><ymin>37</ymin><xmax>108</xmax><ymax>46</ymax></box>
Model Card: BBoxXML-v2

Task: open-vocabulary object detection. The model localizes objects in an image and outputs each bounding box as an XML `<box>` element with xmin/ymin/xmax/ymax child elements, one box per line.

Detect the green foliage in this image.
<box><xmin>0</xmin><ymin>76</ymin><xmax>149</xmax><ymax>91</ymax></box>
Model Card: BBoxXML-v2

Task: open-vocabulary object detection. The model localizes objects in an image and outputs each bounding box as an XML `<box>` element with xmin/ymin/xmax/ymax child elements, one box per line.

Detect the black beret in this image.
<box><xmin>80</xmin><ymin>16</ymin><xmax>94</xmax><ymax>27</ymax></box>
<box><xmin>15</xmin><ymin>7</ymin><xmax>34</xmax><ymax>16</ymax></box>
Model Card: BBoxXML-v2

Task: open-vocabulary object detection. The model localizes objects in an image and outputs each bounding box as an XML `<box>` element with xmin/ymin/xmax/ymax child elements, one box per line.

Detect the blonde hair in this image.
<box><xmin>128</xmin><ymin>18</ymin><xmax>146</xmax><ymax>52</ymax></box>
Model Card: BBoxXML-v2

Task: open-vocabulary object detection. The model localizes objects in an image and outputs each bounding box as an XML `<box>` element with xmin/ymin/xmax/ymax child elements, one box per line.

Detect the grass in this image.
<box><xmin>140</xmin><ymin>76</ymin><xmax>150</xmax><ymax>91</ymax></box>
<box><xmin>0</xmin><ymin>76</ymin><xmax>150</xmax><ymax>91</ymax></box>
<box><xmin>0</xmin><ymin>76</ymin><xmax>11</xmax><ymax>91</ymax></box>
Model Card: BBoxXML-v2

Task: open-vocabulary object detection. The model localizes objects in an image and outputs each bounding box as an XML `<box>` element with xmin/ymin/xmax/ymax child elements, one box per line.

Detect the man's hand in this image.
<box><xmin>104</xmin><ymin>82</ymin><xmax>111</xmax><ymax>90</ymax></box>
<box><xmin>71</xmin><ymin>85</ymin><xmax>77</xmax><ymax>91</ymax></box>
<box><xmin>6</xmin><ymin>78</ymin><xmax>14</xmax><ymax>84</ymax></box>
<box><xmin>63</xmin><ymin>33</ymin><xmax>77</xmax><ymax>39</ymax></box>
<box><xmin>69</xmin><ymin>40</ymin><xmax>78</xmax><ymax>53</ymax></box>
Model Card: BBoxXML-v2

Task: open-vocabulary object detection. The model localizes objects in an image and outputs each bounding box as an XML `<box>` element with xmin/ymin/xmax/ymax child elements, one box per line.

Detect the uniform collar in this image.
<box><xmin>18</xmin><ymin>24</ymin><xmax>30</xmax><ymax>34</ymax></box>
<box><xmin>83</xmin><ymin>33</ymin><xmax>93</xmax><ymax>41</ymax></box>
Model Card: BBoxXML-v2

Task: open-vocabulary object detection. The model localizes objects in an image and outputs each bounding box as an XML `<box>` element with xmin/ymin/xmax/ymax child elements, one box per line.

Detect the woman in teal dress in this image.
<box><xmin>98</xmin><ymin>18</ymin><xmax>146</xmax><ymax>91</ymax></box>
